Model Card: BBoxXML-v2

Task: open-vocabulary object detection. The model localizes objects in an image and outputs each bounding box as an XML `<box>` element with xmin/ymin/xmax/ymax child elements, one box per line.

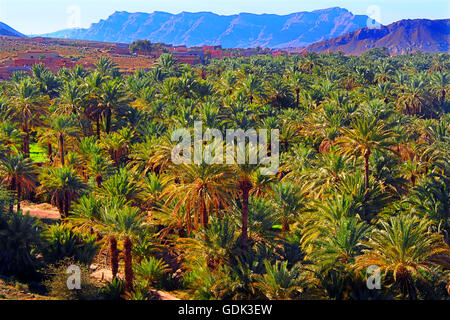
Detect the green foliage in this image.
<box><xmin>41</xmin><ymin>223</ymin><xmax>98</xmax><ymax>265</ymax></box>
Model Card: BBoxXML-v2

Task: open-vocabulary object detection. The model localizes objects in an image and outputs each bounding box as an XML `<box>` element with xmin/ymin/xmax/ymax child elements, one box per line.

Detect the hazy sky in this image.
<box><xmin>0</xmin><ymin>0</ymin><xmax>449</xmax><ymax>34</ymax></box>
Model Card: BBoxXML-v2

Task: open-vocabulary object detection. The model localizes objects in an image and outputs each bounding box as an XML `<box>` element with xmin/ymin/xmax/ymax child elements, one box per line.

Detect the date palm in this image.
<box><xmin>354</xmin><ymin>214</ymin><xmax>450</xmax><ymax>299</ymax></box>
<box><xmin>41</xmin><ymin>115</ymin><xmax>79</xmax><ymax>166</ymax></box>
<box><xmin>336</xmin><ymin>117</ymin><xmax>394</xmax><ymax>190</ymax></box>
<box><xmin>240</xmin><ymin>74</ymin><xmax>266</xmax><ymax>104</ymax></box>
<box><xmin>98</xmin><ymin>80</ymin><xmax>128</xmax><ymax>134</ymax></box>
<box><xmin>163</xmin><ymin>163</ymin><xmax>236</xmax><ymax>233</ymax></box>
<box><xmin>289</xmin><ymin>72</ymin><xmax>310</xmax><ymax>109</ymax></box>
<box><xmin>271</xmin><ymin>182</ymin><xmax>307</xmax><ymax>233</ymax></box>
<box><xmin>9</xmin><ymin>79</ymin><xmax>46</xmax><ymax>156</ymax></box>
<box><xmin>99</xmin><ymin>203</ymin><xmax>147</xmax><ymax>292</ymax></box>
<box><xmin>56</xmin><ymin>81</ymin><xmax>87</xmax><ymax>116</ymax></box>
<box><xmin>38</xmin><ymin>166</ymin><xmax>87</xmax><ymax>218</ymax></box>
<box><xmin>0</xmin><ymin>153</ymin><xmax>36</xmax><ymax>212</ymax></box>
<box><xmin>397</xmin><ymin>78</ymin><xmax>427</xmax><ymax>115</ymax></box>
<box><xmin>255</xmin><ymin>260</ymin><xmax>310</xmax><ymax>300</ymax></box>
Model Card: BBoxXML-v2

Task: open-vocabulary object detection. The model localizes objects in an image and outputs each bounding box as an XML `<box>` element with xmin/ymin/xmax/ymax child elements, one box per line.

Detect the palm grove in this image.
<box><xmin>0</xmin><ymin>48</ymin><xmax>449</xmax><ymax>300</ymax></box>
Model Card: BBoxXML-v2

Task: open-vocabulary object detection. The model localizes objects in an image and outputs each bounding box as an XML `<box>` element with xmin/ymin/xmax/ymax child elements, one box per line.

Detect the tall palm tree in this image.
<box><xmin>163</xmin><ymin>163</ymin><xmax>236</xmax><ymax>233</ymax></box>
<box><xmin>397</xmin><ymin>78</ymin><xmax>427</xmax><ymax>115</ymax></box>
<box><xmin>240</xmin><ymin>74</ymin><xmax>265</xmax><ymax>104</ymax></box>
<box><xmin>9</xmin><ymin>79</ymin><xmax>46</xmax><ymax>156</ymax></box>
<box><xmin>42</xmin><ymin>115</ymin><xmax>79</xmax><ymax>166</ymax></box>
<box><xmin>98</xmin><ymin>80</ymin><xmax>128</xmax><ymax>134</ymax></box>
<box><xmin>354</xmin><ymin>215</ymin><xmax>450</xmax><ymax>299</ymax></box>
<box><xmin>38</xmin><ymin>166</ymin><xmax>87</xmax><ymax>218</ymax></box>
<box><xmin>336</xmin><ymin>117</ymin><xmax>394</xmax><ymax>190</ymax></box>
<box><xmin>0</xmin><ymin>154</ymin><xmax>36</xmax><ymax>212</ymax></box>
<box><xmin>289</xmin><ymin>72</ymin><xmax>310</xmax><ymax>108</ymax></box>
<box><xmin>99</xmin><ymin>203</ymin><xmax>147</xmax><ymax>292</ymax></box>
<box><xmin>56</xmin><ymin>81</ymin><xmax>87</xmax><ymax>116</ymax></box>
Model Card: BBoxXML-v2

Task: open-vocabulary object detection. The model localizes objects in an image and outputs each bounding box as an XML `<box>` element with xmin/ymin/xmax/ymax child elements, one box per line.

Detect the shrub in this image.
<box><xmin>134</xmin><ymin>257</ymin><xmax>170</xmax><ymax>288</ymax></box>
<box><xmin>98</xmin><ymin>278</ymin><xmax>125</xmax><ymax>300</ymax></box>
<box><xmin>44</xmin><ymin>259</ymin><xmax>99</xmax><ymax>300</ymax></box>
<box><xmin>41</xmin><ymin>223</ymin><xmax>98</xmax><ymax>265</ymax></box>
<box><xmin>0</xmin><ymin>193</ymin><xmax>42</xmax><ymax>278</ymax></box>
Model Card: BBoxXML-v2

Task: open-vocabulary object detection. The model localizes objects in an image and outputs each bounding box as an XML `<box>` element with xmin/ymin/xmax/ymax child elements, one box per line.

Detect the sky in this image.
<box><xmin>0</xmin><ymin>0</ymin><xmax>449</xmax><ymax>35</ymax></box>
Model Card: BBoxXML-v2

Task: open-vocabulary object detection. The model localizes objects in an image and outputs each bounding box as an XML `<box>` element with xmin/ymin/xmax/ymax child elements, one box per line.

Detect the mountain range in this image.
<box><xmin>0</xmin><ymin>22</ymin><xmax>26</xmax><ymax>37</ymax></box>
<box><xmin>41</xmin><ymin>7</ymin><xmax>374</xmax><ymax>48</ymax></box>
<box><xmin>305</xmin><ymin>18</ymin><xmax>449</xmax><ymax>55</ymax></box>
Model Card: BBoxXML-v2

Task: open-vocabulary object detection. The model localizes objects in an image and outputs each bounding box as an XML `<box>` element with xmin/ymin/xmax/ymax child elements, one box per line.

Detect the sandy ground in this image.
<box><xmin>13</xmin><ymin>202</ymin><xmax>179</xmax><ymax>300</ymax></box>
<box><xmin>19</xmin><ymin>201</ymin><xmax>61</xmax><ymax>220</ymax></box>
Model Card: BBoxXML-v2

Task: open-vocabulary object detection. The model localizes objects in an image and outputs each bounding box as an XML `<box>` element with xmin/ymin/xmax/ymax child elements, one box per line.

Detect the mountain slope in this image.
<box><xmin>41</xmin><ymin>7</ymin><xmax>375</xmax><ymax>48</ymax></box>
<box><xmin>0</xmin><ymin>22</ymin><xmax>26</xmax><ymax>37</ymax></box>
<box><xmin>305</xmin><ymin>19</ymin><xmax>449</xmax><ymax>55</ymax></box>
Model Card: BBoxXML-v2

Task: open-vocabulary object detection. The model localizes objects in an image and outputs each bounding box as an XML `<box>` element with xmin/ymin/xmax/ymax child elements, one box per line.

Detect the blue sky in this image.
<box><xmin>0</xmin><ymin>0</ymin><xmax>449</xmax><ymax>34</ymax></box>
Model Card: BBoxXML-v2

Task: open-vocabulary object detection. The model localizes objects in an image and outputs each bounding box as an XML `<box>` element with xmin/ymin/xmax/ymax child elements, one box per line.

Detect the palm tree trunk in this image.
<box><xmin>96</xmin><ymin>115</ymin><xmax>101</xmax><ymax>139</ymax></box>
<box><xmin>96</xmin><ymin>175</ymin><xmax>103</xmax><ymax>188</ymax></box>
<box><xmin>364</xmin><ymin>149</ymin><xmax>370</xmax><ymax>190</ymax></box>
<box><xmin>47</xmin><ymin>143</ymin><xmax>53</xmax><ymax>163</ymax></box>
<box><xmin>22</xmin><ymin>121</ymin><xmax>30</xmax><ymax>157</ymax></box>
<box><xmin>200</xmin><ymin>193</ymin><xmax>208</xmax><ymax>228</ymax></box>
<box><xmin>295</xmin><ymin>88</ymin><xmax>300</xmax><ymax>109</ymax></box>
<box><xmin>16</xmin><ymin>182</ymin><xmax>21</xmax><ymax>213</ymax></box>
<box><xmin>282</xmin><ymin>221</ymin><xmax>290</xmax><ymax>233</ymax></box>
<box><xmin>124</xmin><ymin>236</ymin><xmax>134</xmax><ymax>292</ymax></box>
<box><xmin>106</xmin><ymin>108</ymin><xmax>112</xmax><ymax>134</ymax></box>
<box><xmin>63</xmin><ymin>194</ymin><xmax>70</xmax><ymax>218</ymax></box>
<box><xmin>109</xmin><ymin>237</ymin><xmax>119</xmax><ymax>279</ymax></box>
<box><xmin>240</xmin><ymin>181</ymin><xmax>251</xmax><ymax>249</ymax></box>
<box><xmin>59</xmin><ymin>133</ymin><xmax>65</xmax><ymax>166</ymax></box>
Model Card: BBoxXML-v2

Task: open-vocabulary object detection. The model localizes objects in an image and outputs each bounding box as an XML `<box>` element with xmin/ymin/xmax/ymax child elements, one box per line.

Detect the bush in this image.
<box><xmin>44</xmin><ymin>259</ymin><xmax>99</xmax><ymax>300</ymax></box>
<box><xmin>134</xmin><ymin>257</ymin><xmax>170</xmax><ymax>288</ymax></box>
<box><xmin>0</xmin><ymin>192</ymin><xmax>43</xmax><ymax>278</ymax></box>
<box><xmin>98</xmin><ymin>278</ymin><xmax>125</xmax><ymax>300</ymax></box>
<box><xmin>41</xmin><ymin>223</ymin><xmax>98</xmax><ymax>265</ymax></box>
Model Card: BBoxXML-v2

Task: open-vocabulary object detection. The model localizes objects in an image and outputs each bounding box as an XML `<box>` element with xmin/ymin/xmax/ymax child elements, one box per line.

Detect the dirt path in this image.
<box><xmin>19</xmin><ymin>201</ymin><xmax>61</xmax><ymax>220</ymax></box>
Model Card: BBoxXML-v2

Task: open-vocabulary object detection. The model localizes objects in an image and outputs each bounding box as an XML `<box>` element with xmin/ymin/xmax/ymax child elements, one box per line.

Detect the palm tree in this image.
<box><xmin>99</xmin><ymin>203</ymin><xmax>146</xmax><ymax>292</ymax></box>
<box><xmin>234</xmin><ymin>162</ymin><xmax>258</xmax><ymax>249</ymax></box>
<box><xmin>240</xmin><ymin>74</ymin><xmax>265</xmax><ymax>104</ymax></box>
<box><xmin>0</xmin><ymin>121</ymin><xmax>24</xmax><ymax>154</ymax></box>
<box><xmin>255</xmin><ymin>260</ymin><xmax>310</xmax><ymax>300</ymax></box>
<box><xmin>336</xmin><ymin>117</ymin><xmax>394</xmax><ymax>190</ymax></box>
<box><xmin>56</xmin><ymin>81</ymin><xmax>87</xmax><ymax>116</ymax></box>
<box><xmin>354</xmin><ymin>214</ymin><xmax>450</xmax><ymax>299</ymax></box>
<box><xmin>97</xmin><ymin>168</ymin><xmax>143</xmax><ymax>205</ymax></box>
<box><xmin>42</xmin><ymin>115</ymin><xmax>79</xmax><ymax>166</ymax></box>
<box><xmin>98</xmin><ymin>80</ymin><xmax>128</xmax><ymax>134</ymax></box>
<box><xmin>271</xmin><ymin>182</ymin><xmax>307</xmax><ymax>233</ymax></box>
<box><xmin>313</xmin><ymin>217</ymin><xmax>369</xmax><ymax>267</ymax></box>
<box><xmin>9</xmin><ymin>79</ymin><xmax>46</xmax><ymax>156</ymax></box>
<box><xmin>87</xmin><ymin>154</ymin><xmax>112</xmax><ymax>188</ymax></box>
<box><xmin>38</xmin><ymin>166</ymin><xmax>87</xmax><ymax>218</ymax></box>
<box><xmin>95</xmin><ymin>57</ymin><xmax>119</xmax><ymax>77</ymax></box>
<box><xmin>156</xmin><ymin>53</ymin><xmax>179</xmax><ymax>77</ymax></box>
<box><xmin>397</xmin><ymin>78</ymin><xmax>427</xmax><ymax>115</ymax></box>
<box><xmin>0</xmin><ymin>154</ymin><xmax>36</xmax><ymax>212</ymax></box>
<box><xmin>289</xmin><ymin>72</ymin><xmax>310</xmax><ymax>108</ymax></box>
<box><xmin>163</xmin><ymin>163</ymin><xmax>236</xmax><ymax>232</ymax></box>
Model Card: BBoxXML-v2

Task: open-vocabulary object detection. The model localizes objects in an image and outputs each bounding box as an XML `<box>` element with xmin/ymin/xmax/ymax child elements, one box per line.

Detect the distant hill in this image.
<box><xmin>41</xmin><ymin>7</ymin><xmax>375</xmax><ymax>48</ymax></box>
<box><xmin>0</xmin><ymin>22</ymin><xmax>26</xmax><ymax>37</ymax></box>
<box><xmin>305</xmin><ymin>19</ymin><xmax>449</xmax><ymax>55</ymax></box>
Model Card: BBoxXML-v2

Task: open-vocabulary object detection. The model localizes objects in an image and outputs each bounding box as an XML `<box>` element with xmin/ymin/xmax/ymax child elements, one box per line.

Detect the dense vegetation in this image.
<box><xmin>0</xmin><ymin>49</ymin><xmax>449</xmax><ymax>300</ymax></box>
